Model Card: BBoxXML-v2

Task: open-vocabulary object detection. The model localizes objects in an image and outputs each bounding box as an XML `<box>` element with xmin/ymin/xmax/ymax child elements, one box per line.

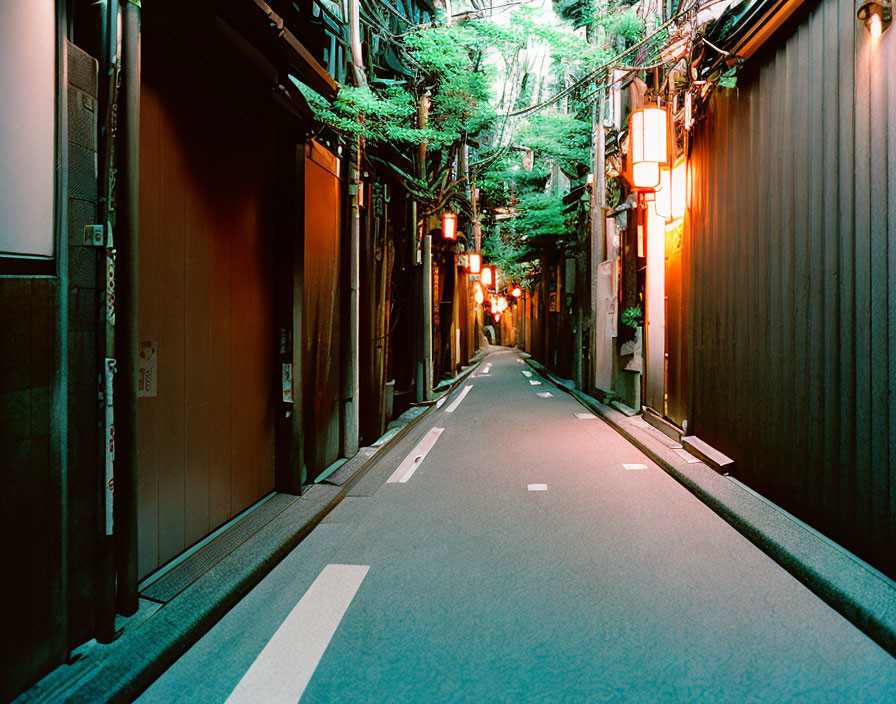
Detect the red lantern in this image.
<box><xmin>511</xmin><ymin>286</ymin><xmax>522</xmax><ymax>298</ymax></box>
<box><xmin>473</xmin><ymin>282</ymin><xmax>484</xmax><ymax>305</ymax></box>
<box><xmin>442</xmin><ymin>212</ymin><xmax>457</xmax><ymax>240</ymax></box>
<box><xmin>481</xmin><ymin>266</ymin><xmax>493</xmax><ymax>287</ymax></box>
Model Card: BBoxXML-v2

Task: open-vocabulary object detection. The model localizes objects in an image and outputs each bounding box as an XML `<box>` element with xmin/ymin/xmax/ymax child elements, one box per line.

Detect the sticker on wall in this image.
<box><xmin>138</xmin><ymin>340</ymin><xmax>157</xmax><ymax>397</ymax></box>
<box><xmin>282</xmin><ymin>363</ymin><xmax>294</xmax><ymax>403</ymax></box>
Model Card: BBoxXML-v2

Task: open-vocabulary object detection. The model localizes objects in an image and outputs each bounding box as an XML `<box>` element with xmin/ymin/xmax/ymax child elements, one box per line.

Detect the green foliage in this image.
<box><xmin>596</xmin><ymin>9</ymin><xmax>642</xmax><ymax>43</ymax></box>
<box><xmin>620</xmin><ymin>306</ymin><xmax>643</xmax><ymax>328</ymax></box>
<box><xmin>518</xmin><ymin>113</ymin><xmax>591</xmax><ymax>176</ymax></box>
<box><xmin>552</xmin><ymin>0</ymin><xmax>596</xmax><ymax>28</ymax></box>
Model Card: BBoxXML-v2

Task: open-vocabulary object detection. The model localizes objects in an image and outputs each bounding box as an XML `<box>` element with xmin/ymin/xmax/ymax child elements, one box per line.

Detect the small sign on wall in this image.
<box><xmin>138</xmin><ymin>340</ymin><xmax>157</xmax><ymax>397</ymax></box>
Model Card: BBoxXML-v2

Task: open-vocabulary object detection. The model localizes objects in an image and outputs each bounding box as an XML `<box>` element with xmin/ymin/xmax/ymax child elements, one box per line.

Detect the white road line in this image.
<box><xmin>622</xmin><ymin>463</ymin><xmax>648</xmax><ymax>471</ymax></box>
<box><xmin>536</xmin><ymin>391</ymin><xmax>553</xmax><ymax>398</ymax></box>
<box><xmin>529</xmin><ymin>380</ymin><xmax>542</xmax><ymax>386</ymax></box>
<box><xmin>521</xmin><ymin>370</ymin><xmax>532</xmax><ymax>377</ymax></box>
<box><xmin>445</xmin><ymin>384</ymin><xmax>473</xmax><ymax>413</ymax></box>
<box><xmin>527</xmin><ymin>484</ymin><xmax>548</xmax><ymax>491</ymax></box>
<box><xmin>482</xmin><ymin>364</ymin><xmax>491</xmax><ymax>375</ymax></box>
<box><xmin>574</xmin><ymin>412</ymin><xmax>596</xmax><ymax>419</ymax></box>
<box><xmin>435</xmin><ymin>396</ymin><xmax>446</xmax><ymax>408</ymax></box>
<box><xmin>386</xmin><ymin>427</ymin><xmax>445</xmax><ymax>483</ymax></box>
<box><xmin>225</xmin><ymin>564</ymin><xmax>369</xmax><ymax>704</ymax></box>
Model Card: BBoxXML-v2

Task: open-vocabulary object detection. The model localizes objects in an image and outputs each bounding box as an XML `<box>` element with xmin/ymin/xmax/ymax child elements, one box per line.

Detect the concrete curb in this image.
<box><xmin>20</xmin><ymin>356</ymin><xmax>486</xmax><ymax>704</ymax></box>
<box><xmin>524</xmin><ymin>358</ymin><xmax>896</xmax><ymax>660</ymax></box>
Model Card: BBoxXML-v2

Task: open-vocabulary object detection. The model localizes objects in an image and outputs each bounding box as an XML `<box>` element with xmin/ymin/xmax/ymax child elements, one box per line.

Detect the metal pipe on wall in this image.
<box><xmin>114</xmin><ymin>0</ymin><xmax>140</xmax><ymax>617</ymax></box>
<box><xmin>345</xmin><ymin>148</ymin><xmax>361</xmax><ymax>457</ymax></box>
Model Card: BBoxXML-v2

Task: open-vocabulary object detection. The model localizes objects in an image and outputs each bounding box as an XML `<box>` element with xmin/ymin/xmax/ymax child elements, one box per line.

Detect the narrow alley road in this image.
<box><xmin>138</xmin><ymin>348</ymin><xmax>896</xmax><ymax>703</ymax></box>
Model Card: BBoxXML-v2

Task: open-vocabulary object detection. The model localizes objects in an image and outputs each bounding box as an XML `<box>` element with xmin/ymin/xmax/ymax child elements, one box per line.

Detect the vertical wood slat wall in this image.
<box><xmin>686</xmin><ymin>2</ymin><xmax>895</xmax><ymax>575</ymax></box>
<box><xmin>136</xmin><ymin>30</ymin><xmax>277</xmax><ymax>578</ymax></box>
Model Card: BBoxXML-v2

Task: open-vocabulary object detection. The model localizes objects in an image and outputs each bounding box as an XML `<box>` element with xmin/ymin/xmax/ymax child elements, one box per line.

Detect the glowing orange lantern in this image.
<box><xmin>511</xmin><ymin>286</ymin><xmax>522</xmax><ymax>298</ymax></box>
<box><xmin>495</xmin><ymin>313</ymin><xmax>501</xmax><ymax>322</ymax></box>
<box><xmin>629</xmin><ymin>106</ymin><xmax>668</xmax><ymax>190</ymax></box>
<box><xmin>497</xmin><ymin>296</ymin><xmax>508</xmax><ymax>313</ymax></box>
<box><xmin>490</xmin><ymin>297</ymin><xmax>498</xmax><ymax>315</ymax></box>
<box><xmin>442</xmin><ymin>212</ymin><xmax>457</xmax><ymax>240</ymax></box>
<box><xmin>481</xmin><ymin>266</ymin><xmax>493</xmax><ymax>287</ymax></box>
<box><xmin>468</xmin><ymin>252</ymin><xmax>481</xmax><ymax>274</ymax></box>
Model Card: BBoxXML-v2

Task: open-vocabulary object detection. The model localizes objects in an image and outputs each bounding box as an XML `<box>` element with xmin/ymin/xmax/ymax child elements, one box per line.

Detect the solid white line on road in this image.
<box><xmin>527</xmin><ymin>484</ymin><xmax>548</xmax><ymax>491</ymax></box>
<box><xmin>536</xmin><ymin>391</ymin><xmax>553</xmax><ymax>398</ymax></box>
<box><xmin>445</xmin><ymin>384</ymin><xmax>473</xmax><ymax>413</ymax></box>
<box><xmin>672</xmin><ymin>448</ymin><xmax>701</xmax><ymax>464</ymax></box>
<box><xmin>521</xmin><ymin>370</ymin><xmax>532</xmax><ymax>377</ymax></box>
<box><xmin>622</xmin><ymin>464</ymin><xmax>648</xmax><ymax>471</ymax></box>
<box><xmin>386</xmin><ymin>427</ymin><xmax>445</xmax><ymax>483</ymax></box>
<box><xmin>529</xmin><ymin>380</ymin><xmax>542</xmax><ymax>386</ymax></box>
<box><xmin>574</xmin><ymin>412</ymin><xmax>596</xmax><ymax>419</ymax></box>
<box><xmin>435</xmin><ymin>396</ymin><xmax>446</xmax><ymax>408</ymax></box>
<box><xmin>225</xmin><ymin>564</ymin><xmax>369</xmax><ymax>704</ymax></box>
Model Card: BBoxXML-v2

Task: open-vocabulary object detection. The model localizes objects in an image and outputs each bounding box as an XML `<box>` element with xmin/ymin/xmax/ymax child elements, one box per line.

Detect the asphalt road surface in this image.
<box><xmin>138</xmin><ymin>347</ymin><xmax>896</xmax><ymax>703</ymax></box>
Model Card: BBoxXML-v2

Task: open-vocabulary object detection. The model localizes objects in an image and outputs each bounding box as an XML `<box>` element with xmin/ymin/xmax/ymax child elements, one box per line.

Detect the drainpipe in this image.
<box><xmin>115</xmin><ymin>0</ymin><xmax>140</xmax><ymax>616</ymax></box>
<box><xmin>344</xmin><ymin>144</ymin><xmax>360</xmax><ymax>457</ymax></box>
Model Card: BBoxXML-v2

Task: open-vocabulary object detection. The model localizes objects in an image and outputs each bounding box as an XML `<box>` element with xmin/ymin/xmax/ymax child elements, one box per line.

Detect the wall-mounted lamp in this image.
<box><xmin>442</xmin><ymin>211</ymin><xmax>458</xmax><ymax>240</ymax></box>
<box><xmin>858</xmin><ymin>0</ymin><xmax>892</xmax><ymax>36</ymax></box>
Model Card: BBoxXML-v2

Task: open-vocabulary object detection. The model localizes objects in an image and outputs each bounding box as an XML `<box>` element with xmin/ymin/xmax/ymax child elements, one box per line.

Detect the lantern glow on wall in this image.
<box><xmin>468</xmin><ymin>252</ymin><xmax>481</xmax><ymax>274</ymax></box>
<box><xmin>481</xmin><ymin>266</ymin><xmax>493</xmax><ymax>287</ymax></box>
<box><xmin>442</xmin><ymin>212</ymin><xmax>457</xmax><ymax>240</ymax></box>
<box><xmin>655</xmin><ymin>156</ymin><xmax>687</xmax><ymax>221</ymax></box>
<box><xmin>629</xmin><ymin>106</ymin><xmax>668</xmax><ymax>190</ymax></box>
<box><xmin>473</xmin><ymin>282</ymin><xmax>484</xmax><ymax>305</ymax></box>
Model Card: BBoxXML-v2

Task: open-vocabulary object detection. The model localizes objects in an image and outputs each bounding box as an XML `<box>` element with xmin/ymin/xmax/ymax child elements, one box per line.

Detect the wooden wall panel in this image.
<box><xmin>303</xmin><ymin>150</ymin><xmax>343</xmax><ymax>479</ymax></box>
<box><xmin>686</xmin><ymin>1</ymin><xmax>895</xmax><ymax>576</ymax></box>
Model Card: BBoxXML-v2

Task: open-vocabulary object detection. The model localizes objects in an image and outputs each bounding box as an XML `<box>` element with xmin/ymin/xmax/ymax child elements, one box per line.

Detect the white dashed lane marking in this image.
<box><xmin>387</xmin><ymin>427</ymin><xmax>445</xmax><ymax>483</ymax></box>
<box><xmin>445</xmin><ymin>384</ymin><xmax>473</xmax><ymax>413</ymax></box>
<box><xmin>225</xmin><ymin>564</ymin><xmax>369</xmax><ymax>704</ymax></box>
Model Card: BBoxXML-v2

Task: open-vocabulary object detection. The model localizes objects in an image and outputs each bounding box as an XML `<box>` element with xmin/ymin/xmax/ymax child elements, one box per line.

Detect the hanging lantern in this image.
<box><xmin>442</xmin><ymin>212</ymin><xmax>457</xmax><ymax>240</ymax></box>
<box><xmin>495</xmin><ymin>313</ymin><xmax>502</xmax><ymax>322</ymax></box>
<box><xmin>473</xmin><ymin>282</ymin><xmax>484</xmax><ymax>305</ymax></box>
<box><xmin>655</xmin><ymin>156</ymin><xmax>687</xmax><ymax>221</ymax></box>
<box><xmin>481</xmin><ymin>266</ymin><xmax>493</xmax><ymax>287</ymax></box>
<box><xmin>628</xmin><ymin>106</ymin><xmax>668</xmax><ymax>190</ymax></box>
<box><xmin>490</xmin><ymin>297</ymin><xmax>498</xmax><ymax>315</ymax></box>
<box><xmin>511</xmin><ymin>286</ymin><xmax>522</xmax><ymax>298</ymax></box>
<box><xmin>497</xmin><ymin>296</ymin><xmax>508</xmax><ymax>313</ymax></box>
<box><xmin>468</xmin><ymin>252</ymin><xmax>481</xmax><ymax>274</ymax></box>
